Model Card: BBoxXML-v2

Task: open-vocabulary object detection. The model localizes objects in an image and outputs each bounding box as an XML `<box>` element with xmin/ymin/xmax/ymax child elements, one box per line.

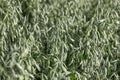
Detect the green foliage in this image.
<box><xmin>0</xmin><ymin>0</ymin><xmax>120</xmax><ymax>80</ymax></box>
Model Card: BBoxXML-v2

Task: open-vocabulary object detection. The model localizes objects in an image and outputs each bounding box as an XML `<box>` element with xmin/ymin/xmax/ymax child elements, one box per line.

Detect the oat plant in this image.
<box><xmin>0</xmin><ymin>0</ymin><xmax>120</xmax><ymax>80</ymax></box>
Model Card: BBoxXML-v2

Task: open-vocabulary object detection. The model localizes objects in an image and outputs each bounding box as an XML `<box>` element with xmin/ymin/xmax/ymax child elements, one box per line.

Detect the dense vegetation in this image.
<box><xmin>0</xmin><ymin>0</ymin><xmax>120</xmax><ymax>80</ymax></box>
